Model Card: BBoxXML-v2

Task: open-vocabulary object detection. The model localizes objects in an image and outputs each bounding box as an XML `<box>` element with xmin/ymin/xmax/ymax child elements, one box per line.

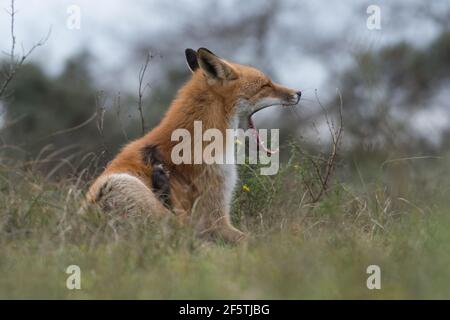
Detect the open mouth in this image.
<box><xmin>247</xmin><ymin>102</ymin><xmax>298</xmax><ymax>155</ymax></box>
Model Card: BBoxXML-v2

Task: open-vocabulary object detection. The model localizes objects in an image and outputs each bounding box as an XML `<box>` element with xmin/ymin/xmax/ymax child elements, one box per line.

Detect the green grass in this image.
<box><xmin>0</xmin><ymin>152</ymin><xmax>449</xmax><ymax>299</ymax></box>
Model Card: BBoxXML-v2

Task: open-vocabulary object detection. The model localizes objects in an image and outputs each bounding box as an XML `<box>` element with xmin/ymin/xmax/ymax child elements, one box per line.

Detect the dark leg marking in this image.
<box><xmin>141</xmin><ymin>144</ymin><xmax>171</xmax><ymax>208</ymax></box>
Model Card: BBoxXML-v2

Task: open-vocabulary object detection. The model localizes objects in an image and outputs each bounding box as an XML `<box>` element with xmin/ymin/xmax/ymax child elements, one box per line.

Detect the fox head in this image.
<box><xmin>185</xmin><ymin>48</ymin><xmax>301</xmax><ymax>128</ymax></box>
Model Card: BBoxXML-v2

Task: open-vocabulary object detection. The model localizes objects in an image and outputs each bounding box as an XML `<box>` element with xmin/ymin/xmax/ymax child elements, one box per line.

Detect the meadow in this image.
<box><xmin>0</xmin><ymin>146</ymin><xmax>449</xmax><ymax>299</ymax></box>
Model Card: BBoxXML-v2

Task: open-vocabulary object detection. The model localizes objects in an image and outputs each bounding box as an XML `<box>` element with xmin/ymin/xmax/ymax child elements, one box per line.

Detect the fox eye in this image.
<box><xmin>249</xmin><ymin>82</ymin><xmax>271</xmax><ymax>98</ymax></box>
<box><xmin>255</xmin><ymin>83</ymin><xmax>271</xmax><ymax>95</ymax></box>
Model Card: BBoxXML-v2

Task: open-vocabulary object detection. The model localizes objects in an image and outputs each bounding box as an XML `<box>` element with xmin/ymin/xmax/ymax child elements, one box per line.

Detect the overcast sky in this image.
<box><xmin>0</xmin><ymin>0</ymin><xmax>442</xmax><ymax>85</ymax></box>
<box><xmin>0</xmin><ymin>0</ymin><xmax>448</xmax><ymax>141</ymax></box>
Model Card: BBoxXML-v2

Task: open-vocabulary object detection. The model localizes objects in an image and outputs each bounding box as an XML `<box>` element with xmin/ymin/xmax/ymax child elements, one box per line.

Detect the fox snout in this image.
<box><xmin>268</xmin><ymin>81</ymin><xmax>301</xmax><ymax>106</ymax></box>
<box><xmin>289</xmin><ymin>91</ymin><xmax>302</xmax><ymax>105</ymax></box>
<box><xmin>275</xmin><ymin>87</ymin><xmax>302</xmax><ymax>106</ymax></box>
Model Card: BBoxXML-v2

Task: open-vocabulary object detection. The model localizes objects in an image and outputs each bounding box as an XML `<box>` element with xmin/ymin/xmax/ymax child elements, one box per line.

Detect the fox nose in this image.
<box><xmin>295</xmin><ymin>91</ymin><xmax>301</xmax><ymax>103</ymax></box>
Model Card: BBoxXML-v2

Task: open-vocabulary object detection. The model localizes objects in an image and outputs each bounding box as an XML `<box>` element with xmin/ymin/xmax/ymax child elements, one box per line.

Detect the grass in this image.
<box><xmin>0</xmin><ymin>150</ymin><xmax>449</xmax><ymax>299</ymax></box>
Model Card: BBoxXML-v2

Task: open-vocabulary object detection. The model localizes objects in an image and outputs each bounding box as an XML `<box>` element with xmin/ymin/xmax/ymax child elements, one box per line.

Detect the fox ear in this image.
<box><xmin>197</xmin><ymin>48</ymin><xmax>237</xmax><ymax>81</ymax></box>
<box><xmin>185</xmin><ymin>48</ymin><xmax>199</xmax><ymax>73</ymax></box>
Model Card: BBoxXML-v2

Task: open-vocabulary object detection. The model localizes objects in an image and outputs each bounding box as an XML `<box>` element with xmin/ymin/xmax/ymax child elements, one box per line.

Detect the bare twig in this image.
<box><xmin>303</xmin><ymin>89</ymin><xmax>344</xmax><ymax>204</ymax></box>
<box><xmin>95</xmin><ymin>91</ymin><xmax>109</xmax><ymax>156</ymax></box>
<box><xmin>137</xmin><ymin>51</ymin><xmax>152</xmax><ymax>135</ymax></box>
<box><xmin>0</xmin><ymin>0</ymin><xmax>51</xmax><ymax>99</ymax></box>
<box><xmin>9</xmin><ymin>0</ymin><xmax>16</xmax><ymax>67</ymax></box>
<box><xmin>114</xmin><ymin>91</ymin><xmax>128</xmax><ymax>141</ymax></box>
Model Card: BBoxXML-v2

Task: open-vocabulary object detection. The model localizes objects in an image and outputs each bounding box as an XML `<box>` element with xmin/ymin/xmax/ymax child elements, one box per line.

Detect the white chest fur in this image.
<box><xmin>220</xmin><ymin>163</ymin><xmax>237</xmax><ymax>213</ymax></box>
<box><xmin>220</xmin><ymin>114</ymin><xmax>239</xmax><ymax>213</ymax></box>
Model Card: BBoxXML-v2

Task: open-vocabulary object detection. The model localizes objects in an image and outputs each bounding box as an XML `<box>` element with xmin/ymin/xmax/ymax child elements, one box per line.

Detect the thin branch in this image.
<box><xmin>95</xmin><ymin>91</ymin><xmax>109</xmax><ymax>156</ymax></box>
<box><xmin>114</xmin><ymin>91</ymin><xmax>128</xmax><ymax>141</ymax></box>
<box><xmin>315</xmin><ymin>89</ymin><xmax>336</xmax><ymax>144</ymax></box>
<box><xmin>137</xmin><ymin>51</ymin><xmax>152</xmax><ymax>135</ymax></box>
<box><xmin>9</xmin><ymin>0</ymin><xmax>16</xmax><ymax>68</ymax></box>
<box><xmin>305</xmin><ymin>89</ymin><xmax>344</xmax><ymax>204</ymax></box>
<box><xmin>0</xmin><ymin>0</ymin><xmax>51</xmax><ymax>99</ymax></box>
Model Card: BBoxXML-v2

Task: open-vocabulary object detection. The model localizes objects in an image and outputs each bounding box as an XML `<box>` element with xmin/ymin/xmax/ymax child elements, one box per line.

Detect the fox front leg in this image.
<box><xmin>208</xmin><ymin>215</ymin><xmax>247</xmax><ymax>244</ymax></box>
<box><xmin>216</xmin><ymin>223</ymin><xmax>246</xmax><ymax>244</ymax></box>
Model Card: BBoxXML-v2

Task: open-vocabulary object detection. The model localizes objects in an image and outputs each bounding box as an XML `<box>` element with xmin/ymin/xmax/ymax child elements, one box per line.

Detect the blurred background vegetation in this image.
<box><xmin>0</xmin><ymin>0</ymin><xmax>448</xmax><ymax>180</ymax></box>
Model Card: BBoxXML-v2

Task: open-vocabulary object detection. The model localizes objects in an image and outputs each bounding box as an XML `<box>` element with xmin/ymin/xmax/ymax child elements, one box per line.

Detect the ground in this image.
<box><xmin>0</xmin><ymin>149</ymin><xmax>449</xmax><ymax>299</ymax></box>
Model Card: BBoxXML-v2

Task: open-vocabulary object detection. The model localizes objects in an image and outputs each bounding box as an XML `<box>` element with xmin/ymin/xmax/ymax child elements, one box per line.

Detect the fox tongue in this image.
<box><xmin>247</xmin><ymin>115</ymin><xmax>279</xmax><ymax>155</ymax></box>
<box><xmin>247</xmin><ymin>115</ymin><xmax>255</xmax><ymax>130</ymax></box>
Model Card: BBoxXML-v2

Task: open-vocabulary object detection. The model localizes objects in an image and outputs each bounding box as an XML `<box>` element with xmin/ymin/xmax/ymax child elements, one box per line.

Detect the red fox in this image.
<box><xmin>87</xmin><ymin>48</ymin><xmax>301</xmax><ymax>243</ymax></box>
